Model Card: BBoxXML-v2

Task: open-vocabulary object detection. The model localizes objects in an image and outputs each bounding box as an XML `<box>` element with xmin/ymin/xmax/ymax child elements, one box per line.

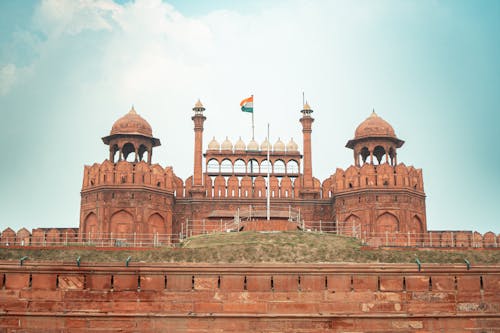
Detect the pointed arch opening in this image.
<box><xmin>376</xmin><ymin>212</ymin><xmax>399</xmax><ymax>233</ymax></box>
<box><xmin>373</xmin><ymin>146</ymin><xmax>386</xmax><ymax>165</ymax></box>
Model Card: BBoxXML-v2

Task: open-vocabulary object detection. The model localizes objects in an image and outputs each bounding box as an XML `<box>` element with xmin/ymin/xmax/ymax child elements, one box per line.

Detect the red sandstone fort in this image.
<box><xmin>0</xmin><ymin>101</ymin><xmax>499</xmax><ymax>332</ymax></box>
<box><xmin>4</xmin><ymin>100</ymin><xmax>495</xmax><ymax>247</ymax></box>
<box><xmin>76</xmin><ymin>100</ymin><xmax>433</xmax><ymax>245</ymax></box>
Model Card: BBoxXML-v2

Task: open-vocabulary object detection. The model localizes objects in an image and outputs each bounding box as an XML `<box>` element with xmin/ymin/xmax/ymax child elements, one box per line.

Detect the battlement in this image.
<box><xmin>323</xmin><ymin>163</ymin><xmax>424</xmax><ymax>197</ymax></box>
<box><xmin>82</xmin><ymin>160</ymin><xmax>184</xmax><ymax>197</ymax></box>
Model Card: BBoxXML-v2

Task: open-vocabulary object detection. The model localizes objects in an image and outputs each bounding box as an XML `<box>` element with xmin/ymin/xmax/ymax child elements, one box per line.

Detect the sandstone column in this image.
<box><xmin>191</xmin><ymin>99</ymin><xmax>207</xmax><ymax>198</ymax></box>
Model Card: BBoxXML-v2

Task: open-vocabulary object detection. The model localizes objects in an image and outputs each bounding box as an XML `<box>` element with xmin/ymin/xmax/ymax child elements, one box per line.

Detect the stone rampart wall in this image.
<box><xmin>0</xmin><ymin>262</ymin><xmax>498</xmax><ymax>332</ymax></box>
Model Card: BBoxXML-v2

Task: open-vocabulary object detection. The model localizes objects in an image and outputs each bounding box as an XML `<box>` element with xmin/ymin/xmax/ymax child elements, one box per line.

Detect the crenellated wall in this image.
<box><xmin>81</xmin><ymin>160</ymin><xmax>183</xmax><ymax>193</ymax></box>
<box><xmin>322</xmin><ymin>163</ymin><xmax>427</xmax><ymax>236</ymax></box>
<box><xmin>0</xmin><ymin>262</ymin><xmax>498</xmax><ymax>332</ymax></box>
<box><xmin>323</xmin><ymin>163</ymin><xmax>424</xmax><ymax>194</ymax></box>
<box><xmin>79</xmin><ymin>160</ymin><xmax>182</xmax><ymax>244</ymax></box>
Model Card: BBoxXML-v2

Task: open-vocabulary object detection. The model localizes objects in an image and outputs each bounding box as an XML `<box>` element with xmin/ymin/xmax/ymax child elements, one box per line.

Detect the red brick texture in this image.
<box><xmin>0</xmin><ymin>262</ymin><xmax>498</xmax><ymax>332</ymax></box>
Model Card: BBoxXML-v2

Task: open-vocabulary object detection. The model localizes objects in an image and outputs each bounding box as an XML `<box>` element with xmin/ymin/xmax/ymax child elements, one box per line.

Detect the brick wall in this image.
<box><xmin>0</xmin><ymin>262</ymin><xmax>498</xmax><ymax>332</ymax></box>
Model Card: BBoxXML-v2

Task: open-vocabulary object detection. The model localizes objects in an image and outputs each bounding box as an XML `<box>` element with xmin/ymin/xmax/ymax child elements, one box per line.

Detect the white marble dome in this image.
<box><xmin>260</xmin><ymin>138</ymin><xmax>271</xmax><ymax>151</ymax></box>
<box><xmin>207</xmin><ymin>137</ymin><xmax>220</xmax><ymax>150</ymax></box>
<box><xmin>286</xmin><ymin>138</ymin><xmax>298</xmax><ymax>152</ymax></box>
<box><xmin>274</xmin><ymin>138</ymin><xmax>285</xmax><ymax>152</ymax></box>
<box><xmin>234</xmin><ymin>137</ymin><xmax>246</xmax><ymax>151</ymax></box>
<box><xmin>247</xmin><ymin>139</ymin><xmax>259</xmax><ymax>151</ymax></box>
<box><xmin>221</xmin><ymin>136</ymin><xmax>233</xmax><ymax>150</ymax></box>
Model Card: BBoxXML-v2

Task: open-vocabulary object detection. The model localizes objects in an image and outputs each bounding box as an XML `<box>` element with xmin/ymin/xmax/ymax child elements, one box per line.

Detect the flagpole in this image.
<box><xmin>267</xmin><ymin>123</ymin><xmax>270</xmax><ymax>221</ymax></box>
<box><xmin>251</xmin><ymin>95</ymin><xmax>255</xmax><ymax>140</ymax></box>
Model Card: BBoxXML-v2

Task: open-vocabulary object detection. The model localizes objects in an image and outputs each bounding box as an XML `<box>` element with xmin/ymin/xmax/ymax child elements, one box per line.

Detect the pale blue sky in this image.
<box><xmin>0</xmin><ymin>0</ymin><xmax>499</xmax><ymax>233</ymax></box>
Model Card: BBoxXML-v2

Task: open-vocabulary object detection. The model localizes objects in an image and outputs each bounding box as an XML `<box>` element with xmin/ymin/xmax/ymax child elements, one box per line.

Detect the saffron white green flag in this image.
<box><xmin>240</xmin><ymin>95</ymin><xmax>253</xmax><ymax>113</ymax></box>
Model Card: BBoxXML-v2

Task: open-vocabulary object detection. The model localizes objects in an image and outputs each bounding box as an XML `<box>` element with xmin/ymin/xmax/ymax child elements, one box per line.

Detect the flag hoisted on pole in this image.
<box><xmin>240</xmin><ymin>95</ymin><xmax>255</xmax><ymax>139</ymax></box>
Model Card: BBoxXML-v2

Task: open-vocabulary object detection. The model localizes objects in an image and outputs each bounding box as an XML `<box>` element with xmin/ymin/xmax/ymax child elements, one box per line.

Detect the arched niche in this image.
<box><xmin>110</xmin><ymin>210</ymin><xmax>134</xmax><ymax>239</ymax></box>
<box><xmin>339</xmin><ymin>214</ymin><xmax>361</xmax><ymax>236</ymax></box>
<box><xmin>148</xmin><ymin>213</ymin><xmax>165</xmax><ymax>235</ymax></box>
<box><xmin>83</xmin><ymin>212</ymin><xmax>98</xmax><ymax>240</ymax></box>
<box><xmin>410</xmin><ymin>215</ymin><xmax>424</xmax><ymax>245</ymax></box>
<box><xmin>376</xmin><ymin>212</ymin><xmax>399</xmax><ymax>233</ymax></box>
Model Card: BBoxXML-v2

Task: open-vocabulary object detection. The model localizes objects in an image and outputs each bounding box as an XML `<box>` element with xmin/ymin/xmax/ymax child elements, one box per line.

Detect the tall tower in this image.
<box><xmin>80</xmin><ymin>107</ymin><xmax>173</xmax><ymax>244</ymax></box>
<box><xmin>299</xmin><ymin>103</ymin><xmax>320</xmax><ymax>198</ymax></box>
<box><xmin>190</xmin><ymin>99</ymin><xmax>207</xmax><ymax>198</ymax></box>
<box><xmin>337</xmin><ymin>110</ymin><xmax>427</xmax><ymax>239</ymax></box>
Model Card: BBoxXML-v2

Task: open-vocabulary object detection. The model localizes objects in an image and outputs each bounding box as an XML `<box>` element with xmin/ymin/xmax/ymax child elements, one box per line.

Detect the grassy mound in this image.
<box><xmin>0</xmin><ymin>231</ymin><xmax>498</xmax><ymax>264</ymax></box>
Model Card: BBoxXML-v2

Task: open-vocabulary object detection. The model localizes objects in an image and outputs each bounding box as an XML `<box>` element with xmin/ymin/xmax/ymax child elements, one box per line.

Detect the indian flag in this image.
<box><xmin>240</xmin><ymin>95</ymin><xmax>253</xmax><ymax>113</ymax></box>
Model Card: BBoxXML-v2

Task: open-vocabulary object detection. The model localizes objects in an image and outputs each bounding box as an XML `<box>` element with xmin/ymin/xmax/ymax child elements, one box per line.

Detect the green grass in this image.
<box><xmin>0</xmin><ymin>231</ymin><xmax>498</xmax><ymax>264</ymax></box>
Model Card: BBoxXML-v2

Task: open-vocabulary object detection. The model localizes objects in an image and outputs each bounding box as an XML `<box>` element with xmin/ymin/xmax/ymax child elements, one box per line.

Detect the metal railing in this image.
<box><xmin>0</xmin><ymin>221</ymin><xmax>497</xmax><ymax>249</ymax></box>
<box><xmin>0</xmin><ymin>232</ymin><xmax>181</xmax><ymax>248</ymax></box>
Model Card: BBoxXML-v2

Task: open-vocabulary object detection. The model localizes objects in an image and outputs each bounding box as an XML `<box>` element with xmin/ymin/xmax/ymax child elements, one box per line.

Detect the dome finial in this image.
<box><xmin>130</xmin><ymin>105</ymin><xmax>136</xmax><ymax>114</ymax></box>
<box><xmin>301</xmin><ymin>101</ymin><xmax>313</xmax><ymax>116</ymax></box>
<box><xmin>193</xmin><ymin>98</ymin><xmax>205</xmax><ymax>113</ymax></box>
<box><xmin>371</xmin><ymin>108</ymin><xmax>377</xmax><ymax>117</ymax></box>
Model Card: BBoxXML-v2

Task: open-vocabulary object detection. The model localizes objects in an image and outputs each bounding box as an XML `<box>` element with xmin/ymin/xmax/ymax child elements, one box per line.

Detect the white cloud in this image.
<box><xmin>34</xmin><ymin>0</ymin><xmax>121</xmax><ymax>36</ymax></box>
<box><xmin>0</xmin><ymin>64</ymin><xmax>17</xmax><ymax>95</ymax></box>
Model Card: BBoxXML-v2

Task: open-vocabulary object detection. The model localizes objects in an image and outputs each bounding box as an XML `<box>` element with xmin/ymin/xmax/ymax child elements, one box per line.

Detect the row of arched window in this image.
<box><xmin>207</xmin><ymin>159</ymin><xmax>300</xmax><ymax>174</ymax></box>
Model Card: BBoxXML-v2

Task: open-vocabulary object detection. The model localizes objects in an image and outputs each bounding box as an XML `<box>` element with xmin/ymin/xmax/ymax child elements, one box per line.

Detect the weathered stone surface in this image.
<box><xmin>58</xmin><ymin>275</ymin><xmax>85</xmax><ymax>290</ymax></box>
<box><xmin>140</xmin><ymin>274</ymin><xmax>165</xmax><ymax>291</ymax></box>
<box><xmin>0</xmin><ymin>263</ymin><xmax>499</xmax><ymax>332</ymax></box>
<box><xmin>379</xmin><ymin>275</ymin><xmax>403</xmax><ymax>291</ymax></box>
<box><xmin>5</xmin><ymin>273</ymin><xmax>30</xmax><ymax>289</ymax></box>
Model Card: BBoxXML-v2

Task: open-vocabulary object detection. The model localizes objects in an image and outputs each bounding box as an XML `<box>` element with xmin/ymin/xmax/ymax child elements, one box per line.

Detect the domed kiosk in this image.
<box><xmin>346</xmin><ymin>110</ymin><xmax>404</xmax><ymax>166</ymax></box>
<box><xmin>102</xmin><ymin>107</ymin><xmax>160</xmax><ymax>164</ymax></box>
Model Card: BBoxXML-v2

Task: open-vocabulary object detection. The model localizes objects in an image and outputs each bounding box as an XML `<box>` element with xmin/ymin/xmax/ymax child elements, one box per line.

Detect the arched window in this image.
<box><xmin>248</xmin><ymin>159</ymin><xmax>259</xmax><ymax>174</ymax></box>
<box><xmin>360</xmin><ymin>147</ymin><xmax>369</xmax><ymax>165</ymax></box>
<box><xmin>287</xmin><ymin>160</ymin><xmax>299</xmax><ymax>174</ymax></box>
<box><xmin>274</xmin><ymin>160</ymin><xmax>286</xmax><ymax>173</ymax></box>
<box><xmin>388</xmin><ymin>147</ymin><xmax>396</xmax><ymax>165</ymax></box>
<box><xmin>373</xmin><ymin>146</ymin><xmax>386</xmax><ymax>165</ymax></box>
<box><xmin>138</xmin><ymin>144</ymin><xmax>148</xmax><ymax>162</ymax></box>
<box><xmin>111</xmin><ymin>144</ymin><xmax>119</xmax><ymax>162</ymax></box>
<box><xmin>261</xmin><ymin>159</ymin><xmax>272</xmax><ymax>174</ymax></box>
<box><xmin>122</xmin><ymin>143</ymin><xmax>136</xmax><ymax>162</ymax></box>
<box><xmin>207</xmin><ymin>159</ymin><xmax>220</xmax><ymax>173</ymax></box>
<box><xmin>234</xmin><ymin>159</ymin><xmax>246</xmax><ymax>173</ymax></box>
<box><xmin>221</xmin><ymin>159</ymin><xmax>233</xmax><ymax>173</ymax></box>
